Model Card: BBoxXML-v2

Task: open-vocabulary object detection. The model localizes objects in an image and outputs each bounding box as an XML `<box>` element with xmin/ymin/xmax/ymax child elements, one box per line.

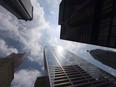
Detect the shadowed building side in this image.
<box><xmin>0</xmin><ymin>53</ymin><xmax>26</xmax><ymax>87</ymax></box>
<box><xmin>7</xmin><ymin>53</ymin><xmax>26</xmax><ymax>71</ymax></box>
<box><xmin>34</xmin><ymin>76</ymin><xmax>50</xmax><ymax>87</ymax></box>
<box><xmin>59</xmin><ymin>0</ymin><xmax>116</xmax><ymax>48</ymax></box>
<box><xmin>0</xmin><ymin>58</ymin><xmax>14</xmax><ymax>87</ymax></box>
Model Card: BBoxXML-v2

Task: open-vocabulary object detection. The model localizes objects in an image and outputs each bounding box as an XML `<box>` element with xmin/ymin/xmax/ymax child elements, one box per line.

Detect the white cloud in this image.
<box><xmin>0</xmin><ymin>6</ymin><xmax>20</xmax><ymax>40</ymax></box>
<box><xmin>50</xmin><ymin>11</ymin><xmax>55</xmax><ymax>15</ymax></box>
<box><xmin>0</xmin><ymin>39</ymin><xmax>18</xmax><ymax>57</ymax></box>
<box><xmin>0</xmin><ymin>0</ymin><xmax>49</xmax><ymax>62</ymax></box>
<box><xmin>25</xmin><ymin>0</ymin><xmax>48</xmax><ymax>29</ymax></box>
<box><xmin>46</xmin><ymin>0</ymin><xmax>61</xmax><ymax>5</ymax></box>
<box><xmin>11</xmin><ymin>69</ymin><xmax>41</xmax><ymax>87</ymax></box>
<box><xmin>18</xmin><ymin>0</ymin><xmax>49</xmax><ymax>61</ymax></box>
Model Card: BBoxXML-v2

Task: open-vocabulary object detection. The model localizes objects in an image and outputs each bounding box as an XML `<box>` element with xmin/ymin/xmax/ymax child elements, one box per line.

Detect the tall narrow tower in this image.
<box><xmin>0</xmin><ymin>0</ymin><xmax>33</xmax><ymax>21</ymax></box>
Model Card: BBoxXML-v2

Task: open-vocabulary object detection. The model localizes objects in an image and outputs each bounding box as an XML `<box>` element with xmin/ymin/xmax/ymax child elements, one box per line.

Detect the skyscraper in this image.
<box><xmin>0</xmin><ymin>53</ymin><xmax>26</xmax><ymax>87</ymax></box>
<box><xmin>0</xmin><ymin>0</ymin><xmax>33</xmax><ymax>21</ymax></box>
<box><xmin>9</xmin><ymin>53</ymin><xmax>26</xmax><ymax>71</ymax></box>
<box><xmin>35</xmin><ymin>46</ymin><xmax>116</xmax><ymax>87</ymax></box>
<box><xmin>0</xmin><ymin>57</ymin><xmax>14</xmax><ymax>87</ymax></box>
<box><xmin>59</xmin><ymin>0</ymin><xmax>116</xmax><ymax>48</ymax></box>
<box><xmin>89</xmin><ymin>49</ymin><xmax>116</xmax><ymax>69</ymax></box>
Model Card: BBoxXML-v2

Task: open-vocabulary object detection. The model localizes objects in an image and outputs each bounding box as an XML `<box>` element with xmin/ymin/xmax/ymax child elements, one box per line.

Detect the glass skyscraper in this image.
<box><xmin>0</xmin><ymin>0</ymin><xmax>33</xmax><ymax>21</ymax></box>
<box><xmin>38</xmin><ymin>46</ymin><xmax>116</xmax><ymax>87</ymax></box>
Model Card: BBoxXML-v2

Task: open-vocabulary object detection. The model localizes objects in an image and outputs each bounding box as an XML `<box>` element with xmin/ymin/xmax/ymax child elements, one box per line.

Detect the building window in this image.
<box><xmin>109</xmin><ymin>37</ymin><xmax>116</xmax><ymax>47</ymax></box>
<box><xmin>99</xmin><ymin>31</ymin><xmax>109</xmax><ymax>37</ymax></box>
<box><xmin>112</xmin><ymin>17</ymin><xmax>116</xmax><ymax>26</ymax></box>
<box><xmin>103</xmin><ymin>0</ymin><xmax>113</xmax><ymax>5</ymax></box>
<box><xmin>111</xmin><ymin>26</ymin><xmax>116</xmax><ymax>36</ymax></box>
<box><xmin>102</xmin><ymin>3</ymin><xmax>112</xmax><ymax>10</ymax></box>
<box><xmin>102</xmin><ymin>0</ymin><xmax>113</xmax><ymax>14</ymax></box>
<box><xmin>100</xmin><ymin>18</ymin><xmax>111</xmax><ymax>28</ymax></box>
<box><xmin>98</xmin><ymin>37</ymin><xmax>108</xmax><ymax>45</ymax></box>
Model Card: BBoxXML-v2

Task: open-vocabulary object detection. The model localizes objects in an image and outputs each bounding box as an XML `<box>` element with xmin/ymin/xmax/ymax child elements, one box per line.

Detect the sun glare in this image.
<box><xmin>57</xmin><ymin>46</ymin><xmax>63</xmax><ymax>53</ymax></box>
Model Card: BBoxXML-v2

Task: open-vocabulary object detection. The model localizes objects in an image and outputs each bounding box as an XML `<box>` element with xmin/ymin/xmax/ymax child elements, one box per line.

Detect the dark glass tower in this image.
<box><xmin>0</xmin><ymin>0</ymin><xmax>33</xmax><ymax>21</ymax></box>
<box><xmin>0</xmin><ymin>53</ymin><xmax>26</xmax><ymax>87</ymax></box>
<box><xmin>89</xmin><ymin>49</ymin><xmax>116</xmax><ymax>69</ymax></box>
<box><xmin>59</xmin><ymin>0</ymin><xmax>116</xmax><ymax>48</ymax></box>
<box><xmin>35</xmin><ymin>46</ymin><xmax>116</xmax><ymax>87</ymax></box>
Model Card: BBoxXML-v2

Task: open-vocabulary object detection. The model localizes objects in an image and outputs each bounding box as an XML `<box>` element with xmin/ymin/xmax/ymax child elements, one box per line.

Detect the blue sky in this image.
<box><xmin>0</xmin><ymin>0</ymin><xmax>116</xmax><ymax>87</ymax></box>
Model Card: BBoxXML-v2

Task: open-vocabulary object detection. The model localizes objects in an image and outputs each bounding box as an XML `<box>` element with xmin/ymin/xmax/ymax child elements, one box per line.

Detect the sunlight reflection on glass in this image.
<box><xmin>57</xmin><ymin>46</ymin><xmax>64</xmax><ymax>54</ymax></box>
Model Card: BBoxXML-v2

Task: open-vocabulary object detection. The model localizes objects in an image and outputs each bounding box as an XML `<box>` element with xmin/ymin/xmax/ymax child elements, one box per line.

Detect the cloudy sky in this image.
<box><xmin>0</xmin><ymin>0</ymin><xmax>116</xmax><ymax>87</ymax></box>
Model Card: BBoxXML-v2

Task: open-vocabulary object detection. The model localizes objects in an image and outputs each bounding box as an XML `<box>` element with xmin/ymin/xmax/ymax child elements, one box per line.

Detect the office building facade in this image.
<box><xmin>0</xmin><ymin>58</ymin><xmax>14</xmax><ymax>87</ymax></box>
<box><xmin>90</xmin><ymin>49</ymin><xmax>116</xmax><ymax>69</ymax></box>
<box><xmin>59</xmin><ymin>0</ymin><xmax>116</xmax><ymax>48</ymax></box>
<box><xmin>35</xmin><ymin>46</ymin><xmax>116</xmax><ymax>87</ymax></box>
<box><xmin>0</xmin><ymin>0</ymin><xmax>33</xmax><ymax>21</ymax></box>
<box><xmin>10</xmin><ymin>53</ymin><xmax>26</xmax><ymax>71</ymax></box>
<box><xmin>0</xmin><ymin>53</ymin><xmax>26</xmax><ymax>87</ymax></box>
